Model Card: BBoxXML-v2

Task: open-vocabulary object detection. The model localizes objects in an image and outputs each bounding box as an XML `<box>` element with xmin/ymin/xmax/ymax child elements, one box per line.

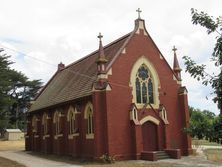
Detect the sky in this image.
<box><xmin>0</xmin><ymin>0</ymin><xmax>221</xmax><ymax>115</ymax></box>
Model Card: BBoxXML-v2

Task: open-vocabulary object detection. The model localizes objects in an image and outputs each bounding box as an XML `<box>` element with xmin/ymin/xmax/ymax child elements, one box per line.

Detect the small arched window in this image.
<box><xmin>42</xmin><ymin>113</ymin><xmax>48</xmax><ymax>135</ymax></box>
<box><xmin>53</xmin><ymin>111</ymin><xmax>60</xmax><ymax>135</ymax></box>
<box><xmin>32</xmin><ymin>115</ymin><xmax>38</xmax><ymax>133</ymax></box>
<box><xmin>135</xmin><ymin>64</ymin><xmax>154</xmax><ymax>104</ymax></box>
<box><xmin>84</xmin><ymin>102</ymin><xmax>94</xmax><ymax>139</ymax></box>
<box><xmin>67</xmin><ymin>106</ymin><xmax>78</xmax><ymax>134</ymax></box>
<box><xmin>86</xmin><ymin>107</ymin><xmax>93</xmax><ymax>135</ymax></box>
<box><xmin>159</xmin><ymin>106</ymin><xmax>169</xmax><ymax>124</ymax></box>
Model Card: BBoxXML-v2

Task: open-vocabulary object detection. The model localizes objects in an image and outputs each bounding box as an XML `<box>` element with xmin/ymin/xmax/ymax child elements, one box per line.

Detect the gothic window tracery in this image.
<box><xmin>135</xmin><ymin>64</ymin><xmax>154</xmax><ymax>104</ymax></box>
<box><xmin>67</xmin><ymin>106</ymin><xmax>78</xmax><ymax>134</ymax></box>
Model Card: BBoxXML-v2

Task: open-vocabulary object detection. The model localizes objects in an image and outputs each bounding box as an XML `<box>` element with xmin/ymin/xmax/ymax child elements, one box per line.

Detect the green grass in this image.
<box><xmin>204</xmin><ymin>149</ymin><xmax>222</xmax><ymax>162</ymax></box>
<box><xmin>192</xmin><ymin>139</ymin><xmax>222</xmax><ymax>146</ymax></box>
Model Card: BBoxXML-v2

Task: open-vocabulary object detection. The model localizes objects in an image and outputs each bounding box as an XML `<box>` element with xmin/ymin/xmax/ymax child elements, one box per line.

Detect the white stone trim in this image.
<box><xmin>140</xmin><ymin>115</ymin><xmax>160</xmax><ymax>125</ymax></box>
<box><xmin>136</xmin><ymin>20</ymin><xmax>148</xmax><ymax>36</ymax></box>
<box><xmin>98</xmin><ymin>74</ymin><xmax>108</xmax><ymax>79</ymax></box>
<box><xmin>122</xmin><ymin>48</ymin><xmax>126</xmax><ymax>54</ymax></box>
<box><xmin>68</xmin><ymin>133</ymin><xmax>79</xmax><ymax>139</ymax></box>
<box><xmin>43</xmin><ymin>134</ymin><xmax>50</xmax><ymax>140</ymax></box>
<box><xmin>34</xmin><ymin>135</ymin><xmax>39</xmax><ymax>138</ymax></box>
<box><xmin>107</xmin><ymin>68</ymin><xmax>112</xmax><ymax>76</ymax></box>
<box><xmin>86</xmin><ymin>134</ymin><xmax>94</xmax><ymax>139</ymax></box>
<box><xmin>129</xmin><ymin>56</ymin><xmax>160</xmax><ymax>109</ymax></box>
<box><xmin>54</xmin><ymin>134</ymin><xmax>63</xmax><ymax>140</ymax></box>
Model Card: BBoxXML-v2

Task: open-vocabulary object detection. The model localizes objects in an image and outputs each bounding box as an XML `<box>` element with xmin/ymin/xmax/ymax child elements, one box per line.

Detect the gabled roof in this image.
<box><xmin>30</xmin><ymin>18</ymin><xmax>181</xmax><ymax>112</ymax></box>
<box><xmin>5</xmin><ymin>129</ymin><xmax>22</xmax><ymax>133</ymax></box>
<box><xmin>29</xmin><ymin>33</ymin><xmax>132</xmax><ymax>112</ymax></box>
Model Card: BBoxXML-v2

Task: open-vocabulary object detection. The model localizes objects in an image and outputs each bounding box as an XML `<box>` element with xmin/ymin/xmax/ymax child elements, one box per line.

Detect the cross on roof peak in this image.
<box><xmin>136</xmin><ymin>8</ymin><xmax>142</xmax><ymax>19</ymax></box>
<box><xmin>97</xmin><ymin>32</ymin><xmax>103</xmax><ymax>41</ymax></box>
<box><xmin>172</xmin><ymin>46</ymin><xmax>177</xmax><ymax>52</ymax></box>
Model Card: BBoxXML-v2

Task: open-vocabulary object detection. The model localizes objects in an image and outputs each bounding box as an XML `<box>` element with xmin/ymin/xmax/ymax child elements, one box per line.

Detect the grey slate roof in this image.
<box><xmin>29</xmin><ymin>33</ymin><xmax>131</xmax><ymax>112</ymax></box>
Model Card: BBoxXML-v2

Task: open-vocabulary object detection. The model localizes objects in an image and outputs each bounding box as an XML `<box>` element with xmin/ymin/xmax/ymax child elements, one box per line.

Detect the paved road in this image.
<box><xmin>0</xmin><ymin>151</ymin><xmax>82</xmax><ymax>167</ymax></box>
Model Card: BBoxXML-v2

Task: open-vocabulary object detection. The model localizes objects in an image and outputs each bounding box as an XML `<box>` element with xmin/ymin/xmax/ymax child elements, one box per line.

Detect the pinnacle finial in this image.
<box><xmin>97</xmin><ymin>32</ymin><xmax>103</xmax><ymax>42</ymax></box>
<box><xmin>136</xmin><ymin>8</ymin><xmax>142</xmax><ymax>19</ymax></box>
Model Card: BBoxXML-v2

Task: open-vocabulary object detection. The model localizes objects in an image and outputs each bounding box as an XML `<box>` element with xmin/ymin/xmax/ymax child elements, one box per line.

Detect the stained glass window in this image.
<box><xmin>135</xmin><ymin>64</ymin><xmax>154</xmax><ymax>104</ymax></box>
<box><xmin>148</xmin><ymin>79</ymin><xmax>154</xmax><ymax>103</ymax></box>
<box><xmin>142</xmin><ymin>82</ymin><xmax>147</xmax><ymax>103</ymax></box>
<box><xmin>136</xmin><ymin>78</ymin><xmax>141</xmax><ymax>103</ymax></box>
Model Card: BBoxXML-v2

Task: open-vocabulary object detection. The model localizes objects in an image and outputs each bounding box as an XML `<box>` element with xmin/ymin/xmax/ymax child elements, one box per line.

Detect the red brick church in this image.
<box><xmin>25</xmin><ymin>11</ymin><xmax>192</xmax><ymax>161</ymax></box>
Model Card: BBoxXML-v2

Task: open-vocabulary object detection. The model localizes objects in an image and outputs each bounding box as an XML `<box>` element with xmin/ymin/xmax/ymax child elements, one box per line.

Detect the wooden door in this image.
<box><xmin>142</xmin><ymin>121</ymin><xmax>158</xmax><ymax>151</ymax></box>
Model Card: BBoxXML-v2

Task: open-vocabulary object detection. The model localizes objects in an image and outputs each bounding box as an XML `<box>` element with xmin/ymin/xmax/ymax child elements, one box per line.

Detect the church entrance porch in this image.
<box><xmin>142</xmin><ymin>121</ymin><xmax>158</xmax><ymax>151</ymax></box>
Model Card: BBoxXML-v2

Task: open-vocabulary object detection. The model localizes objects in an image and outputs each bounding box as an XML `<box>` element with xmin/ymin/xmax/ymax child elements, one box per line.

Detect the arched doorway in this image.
<box><xmin>142</xmin><ymin>121</ymin><xmax>158</xmax><ymax>151</ymax></box>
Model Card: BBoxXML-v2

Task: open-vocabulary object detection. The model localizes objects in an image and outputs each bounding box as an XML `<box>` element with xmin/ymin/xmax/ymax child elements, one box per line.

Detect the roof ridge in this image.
<box><xmin>64</xmin><ymin>32</ymin><xmax>132</xmax><ymax>69</ymax></box>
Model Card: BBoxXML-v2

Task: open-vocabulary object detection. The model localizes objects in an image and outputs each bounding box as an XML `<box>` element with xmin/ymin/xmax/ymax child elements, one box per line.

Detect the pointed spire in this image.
<box><xmin>97</xmin><ymin>33</ymin><xmax>107</xmax><ymax>63</ymax></box>
<box><xmin>172</xmin><ymin>46</ymin><xmax>182</xmax><ymax>81</ymax></box>
<box><xmin>96</xmin><ymin>33</ymin><xmax>107</xmax><ymax>75</ymax></box>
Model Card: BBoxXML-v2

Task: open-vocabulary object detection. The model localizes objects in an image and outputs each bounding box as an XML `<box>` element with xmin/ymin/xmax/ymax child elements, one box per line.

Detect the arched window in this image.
<box><xmin>67</xmin><ymin>106</ymin><xmax>78</xmax><ymax>134</ymax></box>
<box><xmin>86</xmin><ymin>107</ymin><xmax>93</xmax><ymax>134</ymax></box>
<box><xmin>32</xmin><ymin>115</ymin><xmax>38</xmax><ymax>133</ymax></box>
<box><xmin>53</xmin><ymin>111</ymin><xmax>60</xmax><ymax>135</ymax></box>
<box><xmin>135</xmin><ymin>64</ymin><xmax>154</xmax><ymax>104</ymax></box>
<box><xmin>159</xmin><ymin>106</ymin><xmax>169</xmax><ymax>124</ymax></box>
<box><xmin>84</xmin><ymin>102</ymin><xmax>94</xmax><ymax>139</ymax></box>
<box><xmin>42</xmin><ymin>113</ymin><xmax>48</xmax><ymax>135</ymax></box>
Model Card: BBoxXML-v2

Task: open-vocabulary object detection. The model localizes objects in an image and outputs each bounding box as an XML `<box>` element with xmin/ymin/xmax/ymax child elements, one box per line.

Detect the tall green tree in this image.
<box><xmin>187</xmin><ymin>106</ymin><xmax>214</xmax><ymax>139</ymax></box>
<box><xmin>183</xmin><ymin>8</ymin><xmax>222</xmax><ymax>116</ymax></box>
<box><xmin>0</xmin><ymin>49</ymin><xmax>42</xmax><ymax>134</ymax></box>
<box><xmin>0</xmin><ymin>49</ymin><xmax>14</xmax><ymax>135</ymax></box>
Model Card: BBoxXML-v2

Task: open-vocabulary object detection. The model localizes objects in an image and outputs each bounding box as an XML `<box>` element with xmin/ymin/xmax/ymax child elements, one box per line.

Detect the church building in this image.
<box><xmin>25</xmin><ymin>10</ymin><xmax>192</xmax><ymax>161</ymax></box>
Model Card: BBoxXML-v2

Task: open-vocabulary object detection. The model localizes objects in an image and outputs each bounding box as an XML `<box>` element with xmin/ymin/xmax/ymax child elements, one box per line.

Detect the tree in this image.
<box><xmin>210</xmin><ymin>117</ymin><xmax>222</xmax><ymax>144</ymax></box>
<box><xmin>187</xmin><ymin>106</ymin><xmax>214</xmax><ymax>139</ymax></box>
<box><xmin>183</xmin><ymin>8</ymin><xmax>222</xmax><ymax>116</ymax></box>
<box><xmin>0</xmin><ymin>49</ymin><xmax>42</xmax><ymax>134</ymax></box>
<box><xmin>186</xmin><ymin>106</ymin><xmax>222</xmax><ymax>143</ymax></box>
<box><xmin>0</xmin><ymin>49</ymin><xmax>14</xmax><ymax>135</ymax></box>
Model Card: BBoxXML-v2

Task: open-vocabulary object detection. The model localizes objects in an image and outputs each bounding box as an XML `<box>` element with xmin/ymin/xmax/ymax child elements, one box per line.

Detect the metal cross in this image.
<box><xmin>136</xmin><ymin>8</ymin><xmax>142</xmax><ymax>19</ymax></box>
<box><xmin>172</xmin><ymin>46</ymin><xmax>177</xmax><ymax>53</ymax></box>
<box><xmin>97</xmin><ymin>32</ymin><xmax>103</xmax><ymax>41</ymax></box>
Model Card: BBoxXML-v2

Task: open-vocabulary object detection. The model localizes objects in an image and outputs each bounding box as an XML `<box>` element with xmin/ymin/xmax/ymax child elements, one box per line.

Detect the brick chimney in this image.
<box><xmin>58</xmin><ymin>62</ymin><xmax>65</xmax><ymax>71</ymax></box>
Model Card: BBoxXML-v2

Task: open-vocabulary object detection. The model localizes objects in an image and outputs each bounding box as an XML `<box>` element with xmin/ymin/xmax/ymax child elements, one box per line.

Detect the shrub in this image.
<box><xmin>100</xmin><ymin>153</ymin><xmax>115</xmax><ymax>163</ymax></box>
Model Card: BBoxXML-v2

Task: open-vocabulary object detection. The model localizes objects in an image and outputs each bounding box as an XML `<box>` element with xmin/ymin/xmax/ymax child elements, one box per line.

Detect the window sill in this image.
<box><xmin>34</xmin><ymin>135</ymin><xmax>39</xmax><ymax>138</ymax></box>
<box><xmin>54</xmin><ymin>134</ymin><xmax>63</xmax><ymax>140</ymax></box>
<box><xmin>86</xmin><ymin>134</ymin><xmax>94</xmax><ymax>139</ymax></box>
<box><xmin>68</xmin><ymin>133</ymin><xmax>79</xmax><ymax>139</ymax></box>
<box><xmin>163</xmin><ymin>119</ymin><xmax>169</xmax><ymax>125</ymax></box>
<box><xmin>25</xmin><ymin>135</ymin><xmax>29</xmax><ymax>139</ymax></box>
<box><xmin>43</xmin><ymin>134</ymin><xmax>50</xmax><ymax>140</ymax></box>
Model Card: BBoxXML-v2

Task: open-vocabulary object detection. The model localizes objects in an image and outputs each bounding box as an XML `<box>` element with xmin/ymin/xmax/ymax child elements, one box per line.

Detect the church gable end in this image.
<box><xmin>26</xmin><ymin>10</ymin><xmax>192</xmax><ymax>161</ymax></box>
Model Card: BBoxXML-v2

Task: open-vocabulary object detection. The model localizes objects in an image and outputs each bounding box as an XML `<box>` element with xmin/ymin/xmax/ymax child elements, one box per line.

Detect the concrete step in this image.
<box><xmin>156</xmin><ymin>151</ymin><xmax>170</xmax><ymax>160</ymax></box>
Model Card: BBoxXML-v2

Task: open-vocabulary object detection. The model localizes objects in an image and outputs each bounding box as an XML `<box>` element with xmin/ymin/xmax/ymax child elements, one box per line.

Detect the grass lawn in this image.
<box><xmin>204</xmin><ymin>149</ymin><xmax>222</xmax><ymax>162</ymax></box>
<box><xmin>192</xmin><ymin>139</ymin><xmax>222</xmax><ymax>146</ymax></box>
<box><xmin>0</xmin><ymin>157</ymin><xmax>25</xmax><ymax>167</ymax></box>
<box><xmin>0</xmin><ymin>139</ymin><xmax>25</xmax><ymax>151</ymax></box>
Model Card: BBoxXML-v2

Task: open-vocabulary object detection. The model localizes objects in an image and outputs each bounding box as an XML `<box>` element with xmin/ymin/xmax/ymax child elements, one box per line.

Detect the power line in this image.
<box><xmin>0</xmin><ymin>43</ymin><xmax>207</xmax><ymax>102</ymax></box>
